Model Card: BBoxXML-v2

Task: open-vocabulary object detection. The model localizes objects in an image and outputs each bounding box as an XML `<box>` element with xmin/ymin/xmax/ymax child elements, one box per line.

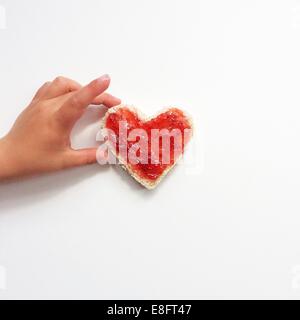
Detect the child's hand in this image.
<box><xmin>0</xmin><ymin>75</ymin><xmax>121</xmax><ymax>180</ymax></box>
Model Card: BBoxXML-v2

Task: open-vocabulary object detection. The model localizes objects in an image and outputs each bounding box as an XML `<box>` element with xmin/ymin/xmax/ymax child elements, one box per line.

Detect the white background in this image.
<box><xmin>0</xmin><ymin>0</ymin><xmax>300</xmax><ymax>299</ymax></box>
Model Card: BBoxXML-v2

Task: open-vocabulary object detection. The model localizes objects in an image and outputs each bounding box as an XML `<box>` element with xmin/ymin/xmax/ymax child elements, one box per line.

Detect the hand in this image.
<box><xmin>0</xmin><ymin>75</ymin><xmax>121</xmax><ymax>180</ymax></box>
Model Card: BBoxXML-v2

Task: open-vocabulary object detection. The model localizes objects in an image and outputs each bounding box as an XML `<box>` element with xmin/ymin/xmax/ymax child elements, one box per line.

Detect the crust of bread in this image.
<box><xmin>101</xmin><ymin>104</ymin><xmax>194</xmax><ymax>190</ymax></box>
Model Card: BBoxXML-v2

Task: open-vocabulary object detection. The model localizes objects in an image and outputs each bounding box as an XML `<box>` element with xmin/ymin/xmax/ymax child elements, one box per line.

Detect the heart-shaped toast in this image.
<box><xmin>101</xmin><ymin>105</ymin><xmax>193</xmax><ymax>189</ymax></box>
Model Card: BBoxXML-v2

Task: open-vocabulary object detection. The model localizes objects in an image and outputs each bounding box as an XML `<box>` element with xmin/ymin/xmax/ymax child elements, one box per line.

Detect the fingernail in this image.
<box><xmin>97</xmin><ymin>74</ymin><xmax>110</xmax><ymax>83</ymax></box>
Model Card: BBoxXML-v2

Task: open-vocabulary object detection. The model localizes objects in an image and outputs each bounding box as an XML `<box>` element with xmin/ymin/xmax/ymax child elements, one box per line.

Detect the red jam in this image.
<box><xmin>105</xmin><ymin>107</ymin><xmax>192</xmax><ymax>181</ymax></box>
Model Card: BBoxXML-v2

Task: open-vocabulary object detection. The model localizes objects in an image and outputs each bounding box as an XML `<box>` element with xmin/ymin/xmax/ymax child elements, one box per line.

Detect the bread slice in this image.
<box><xmin>101</xmin><ymin>104</ymin><xmax>194</xmax><ymax>190</ymax></box>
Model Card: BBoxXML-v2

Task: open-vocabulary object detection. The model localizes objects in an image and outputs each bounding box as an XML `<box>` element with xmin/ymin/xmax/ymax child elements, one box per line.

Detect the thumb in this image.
<box><xmin>65</xmin><ymin>148</ymin><xmax>98</xmax><ymax>167</ymax></box>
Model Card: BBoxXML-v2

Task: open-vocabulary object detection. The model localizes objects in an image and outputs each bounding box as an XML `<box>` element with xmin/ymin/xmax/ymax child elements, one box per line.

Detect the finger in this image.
<box><xmin>31</xmin><ymin>81</ymin><xmax>52</xmax><ymax>102</ymax></box>
<box><xmin>92</xmin><ymin>93</ymin><xmax>121</xmax><ymax>108</ymax></box>
<box><xmin>43</xmin><ymin>76</ymin><xmax>82</xmax><ymax>100</ymax></box>
<box><xmin>64</xmin><ymin>148</ymin><xmax>98</xmax><ymax>168</ymax></box>
<box><xmin>52</xmin><ymin>91</ymin><xmax>121</xmax><ymax>109</ymax></box>
<box><xmin>57</xmin><ymin>74</ymin><xmax>110</xmax><ymax>125</ymax></box>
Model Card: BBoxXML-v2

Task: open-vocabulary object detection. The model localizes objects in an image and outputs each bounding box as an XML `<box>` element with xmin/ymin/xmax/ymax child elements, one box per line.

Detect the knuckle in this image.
<box><xmin>54</xmin><ymin>76</ymin><xmax>67</xmax><ymax>84</ymax></box>
<box><xmin>42</xmin><ymin>81</ymin><xmax>51</xmax><ymax>87</ymax></box>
